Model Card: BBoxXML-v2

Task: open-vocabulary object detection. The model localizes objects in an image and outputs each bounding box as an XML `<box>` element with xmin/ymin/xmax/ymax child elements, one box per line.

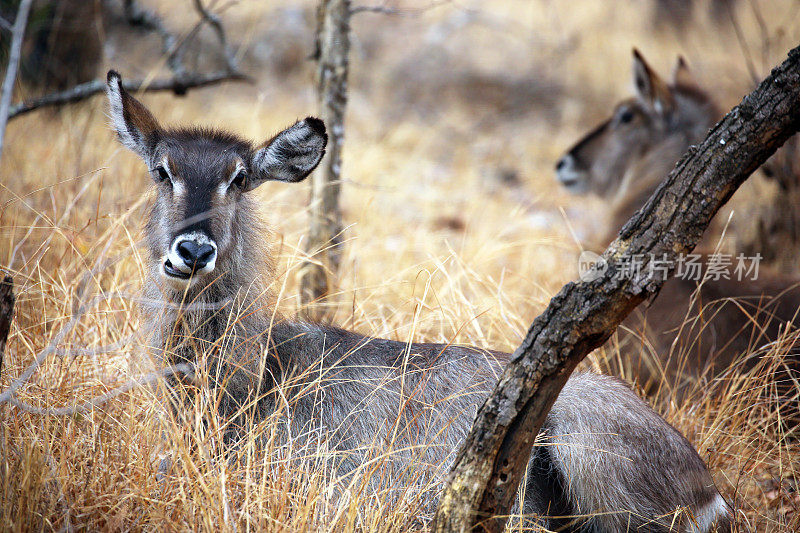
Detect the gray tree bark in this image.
<box><xmin>433</xmin><ymin>45</ymin><xmax>800</xmax><ymax>532</ymax></box>
<box><xmin>0</xmin><ymin>0</ymin><xmax>33</xmax><ymax>162</ymax></box>
<box><xmin>300</xmin><ymin>0</ymin><xmax>350</xmax><ymax>319</ymax></box>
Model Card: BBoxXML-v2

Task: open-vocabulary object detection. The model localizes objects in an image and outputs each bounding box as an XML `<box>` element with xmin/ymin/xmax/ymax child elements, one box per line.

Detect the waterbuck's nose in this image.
<box><xmin>177</xmin><ymin>240</ymin><xmax>216</xmax><ymax>270</ymax></box>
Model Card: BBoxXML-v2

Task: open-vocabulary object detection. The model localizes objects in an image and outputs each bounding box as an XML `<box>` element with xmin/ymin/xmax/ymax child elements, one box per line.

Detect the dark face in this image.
<box><xmin>105</xmin><ymin>70</ymin><xmax>328</xmax><ymax>292</ymax></box>
<box><xmin>144</xmin><ymin>133</ymin><xmax>253</xmax><ymax>289</ymax></box>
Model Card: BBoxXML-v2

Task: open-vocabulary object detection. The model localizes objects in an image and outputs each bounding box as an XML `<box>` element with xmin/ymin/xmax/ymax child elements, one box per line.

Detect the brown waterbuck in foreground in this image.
<box><xmin>107</xmin><ymin>70</ymin><xmax>730</xmax><ymax>531</ymax></box>
<box><xmin>556</xmin><ymin>50</ymin><xmax>800</xmax><ymax>411</ymax></box>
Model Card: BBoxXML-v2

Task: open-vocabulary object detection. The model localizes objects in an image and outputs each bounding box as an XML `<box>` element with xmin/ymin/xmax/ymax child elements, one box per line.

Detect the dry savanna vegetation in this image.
<box><xmin>1</xmin><ymin>0</ymin><xmax>799</xmax><ymax>530</ymax></box>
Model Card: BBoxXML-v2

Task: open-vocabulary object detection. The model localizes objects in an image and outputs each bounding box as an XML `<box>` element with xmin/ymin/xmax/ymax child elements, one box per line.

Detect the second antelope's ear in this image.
<box><xmin>250</xmin><ymin>117</ymin><xmax>327</xmax><ymax>188</ymax></box>
<box><xmin>632</xmin><ymin>49</ymin><xmax>674</xmax><ymax>116</ymax></box>
<box><xmin>106</xmin><ymin>70</ymin><xmax>161</xmax><ymax>159</ymax></box>
<box><xmin>671</xmin><ymin>56</ymin><xmax>699</xmax><ymax>89</ymax></box>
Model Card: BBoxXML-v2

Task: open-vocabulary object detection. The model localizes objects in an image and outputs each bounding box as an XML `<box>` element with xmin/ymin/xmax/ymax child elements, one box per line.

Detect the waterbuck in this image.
<box><xmin>555</xmin><ymin>51</ymin><xmax>800</xmax><ymax>407</ymax></box>
<box><xmin>107</xmin><ymin>70</ymin><xmax>731</xmax><ymax>531</ymax></box>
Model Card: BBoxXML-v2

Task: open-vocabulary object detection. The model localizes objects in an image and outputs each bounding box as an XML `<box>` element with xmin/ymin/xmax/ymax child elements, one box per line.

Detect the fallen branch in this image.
<box><xmin>433</xmin><ymin>45</ymin><xmax>800</xmax><ymax>532</ymax></box>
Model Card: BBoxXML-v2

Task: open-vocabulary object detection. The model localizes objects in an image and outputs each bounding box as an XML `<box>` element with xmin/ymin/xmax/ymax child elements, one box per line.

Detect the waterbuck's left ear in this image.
<box><xmin>250</xmin><ymin>117</ymin><xmax>327</xmax><ymax>188</ymax></box>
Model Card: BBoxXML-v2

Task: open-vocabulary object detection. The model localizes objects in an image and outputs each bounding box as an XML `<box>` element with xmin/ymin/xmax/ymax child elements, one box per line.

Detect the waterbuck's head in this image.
<box><xmin>106</xmin><ymin>71</ymin><xmax>327</xmax><ymax>293</ymax></box>
<box><xmin>555</xmin><ymin>49</ymin><xmax>719</xmax><ymax>197</ymax></box>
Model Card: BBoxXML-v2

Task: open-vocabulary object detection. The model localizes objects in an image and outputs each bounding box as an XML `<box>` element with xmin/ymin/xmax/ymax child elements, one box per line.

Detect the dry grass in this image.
<box><xmin>1</xmin><ymin>0</ymin><xmax>799</xmax><ymax>530</ymax></box>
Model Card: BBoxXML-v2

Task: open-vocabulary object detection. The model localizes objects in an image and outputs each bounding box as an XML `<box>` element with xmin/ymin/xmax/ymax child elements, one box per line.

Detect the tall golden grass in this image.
<box><xmin>1</xmin><ymin>0</ymin><xmax>798</xmax><ymax>530</ymax></box>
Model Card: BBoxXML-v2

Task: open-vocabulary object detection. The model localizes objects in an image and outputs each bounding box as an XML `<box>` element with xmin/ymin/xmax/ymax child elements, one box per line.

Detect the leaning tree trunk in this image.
<box><xmin>433</xmin><ymin>45</ymin><xmax>800</xmax><ymax>532</ymax></box>
<box><xmin>299</xmin><ymin>0</ymin><xmax>351</xmax><ymax>319</ymax></box>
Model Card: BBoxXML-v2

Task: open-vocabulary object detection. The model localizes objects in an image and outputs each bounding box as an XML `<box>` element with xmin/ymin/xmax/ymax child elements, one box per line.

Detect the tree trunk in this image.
<box><xmin>300</xmin><ymin>0</ymin><xmax>350</xmax><ymax>319</ymax></box>
<box><xmin>0</xmin><ymin>0</ymin><xmax>33</xmax><ymax>161</ymax></box>
<box><xmin>433</xmin><ymin>45</ymin><xmax>800</xmax><ymax>533</ymax></box>
<box><xmin>0</xmin><ymin>276</ymin><xmax>16</xmax><ymax>381</ymax></box>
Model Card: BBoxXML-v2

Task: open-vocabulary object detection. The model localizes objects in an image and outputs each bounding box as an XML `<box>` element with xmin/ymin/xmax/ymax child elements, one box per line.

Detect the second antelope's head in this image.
<box><xmin>106</xmin><ymin>71</ymin><xmax>327</xmax><ymax>292</ymax></box>
<box><xmin>555</xmin><ymin>49</ymin><xmax>719</xmax><ymax>197</ymax></box>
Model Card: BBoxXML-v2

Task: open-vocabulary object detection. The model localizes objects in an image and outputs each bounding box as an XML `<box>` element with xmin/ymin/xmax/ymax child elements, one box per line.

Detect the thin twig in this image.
<box><xmin>350</xmin><ymin>5</ymin><xmax>400</xmax><ymax>16</ymax></box>
<box><xmin>0</xmin><ymin>0</ymin><xmax>33</xmax><ymax>160</ymax></box>
<box><xmin>122</xmin><ymin>0</ymin><xmax>187</xmax><ymax>77</ymax></box>
<box><xmin>727</xmin><ymin>2</ymin><xmax>760</xmax><ymax>85</ymax></box>
<box><xmin>0</xmin><ymin>15</ymin><xmax>12</xmax><ymax>32</ymax></box>
<box><xmin>192</xmin><ymin>0</ymin><xmax>238</xmax><ymax>73</ymax></box>
<box><xmin>350</xmin><ymin>1</ymin><xmax>450</xmax><ymax>16</ymax></box>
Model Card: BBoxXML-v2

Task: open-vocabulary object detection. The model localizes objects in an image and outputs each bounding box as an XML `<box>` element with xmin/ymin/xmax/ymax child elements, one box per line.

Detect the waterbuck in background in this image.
<box><xmin>107</xmin><ymin>70</ymin><xmax>731</xmax><ymax>531</ymax></box>
<box><xmin>556</xmin><ymin>49</ymin><xmax>722</xmax><ymax>247</ymax></box>
<box><xmin>556</xmin><ymin>50</ymin><xmax>800</xmax><ymax>413</ymax></box>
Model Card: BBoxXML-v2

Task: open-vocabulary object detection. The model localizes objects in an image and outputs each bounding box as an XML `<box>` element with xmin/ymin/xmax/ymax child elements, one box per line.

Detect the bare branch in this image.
<box><xmin>0</xmin><ymin>14</ymin><xmax>12</xmax><ymax>32</ymax></box>
<box><xmin>350</xmin><ymin>1</ymin><xmax>451</xmax><ymax>16</ymax></box>
<box><xmin>7</xmin><ymin>0</ymin><xmax>248</xmax><ymax>121</ymax></box>
<box><xmin>122</xmin><ymin>0</ymin><xmax>187</xmax><ymax>77</ymax></box>
<box><xmin>350</xmin><ymin>5</ymin><xmax>401</xmax><ymax>16</ymax></box>
<box><xmin>192</xmin><ymin>0</ymin><xmax>238</xmax><ymax>73</ymax></box>
<box><xmin>8</xmin><ymin>71</ymin><xmax>249</xmax><ymax>120</ymax></box>
<box><xmin>0</xmin><ymin>0</ymin><xmax>33</xmax><ymax>160</ymax></box>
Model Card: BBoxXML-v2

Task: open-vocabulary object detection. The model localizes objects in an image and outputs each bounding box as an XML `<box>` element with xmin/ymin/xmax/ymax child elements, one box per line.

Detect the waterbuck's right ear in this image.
<box><xmin>106</xmin><ymin>70</ymin><xmax>161</xmax><ymax>158</ymax></box>
<box><xmin>250</xmin><ymin>117</ymin><xmax>327</xmax><ymax>188</ymax></box>
<box><xmin>671</xmin><ymin>56</ymin><xmax>699</xmax><ymax>90</ymax></box>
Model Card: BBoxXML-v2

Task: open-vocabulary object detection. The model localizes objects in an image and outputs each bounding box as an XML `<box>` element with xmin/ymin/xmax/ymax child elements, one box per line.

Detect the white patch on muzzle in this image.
<box><xmin>161</xmin><ymin>232</ymin><xmax>218</xmax><ymax>287</ymax></box>
<box><xmin>556</xmin><ymin>154</ymin><xmax>589</xmax><ymax>194</ymax></box>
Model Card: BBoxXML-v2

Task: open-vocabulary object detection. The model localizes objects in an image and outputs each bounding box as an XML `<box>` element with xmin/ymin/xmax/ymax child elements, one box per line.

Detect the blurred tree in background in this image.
<box><xmin>1</xmin><ymin>0</ymin><xmax>103</xmax><ymax>90</ymax></box>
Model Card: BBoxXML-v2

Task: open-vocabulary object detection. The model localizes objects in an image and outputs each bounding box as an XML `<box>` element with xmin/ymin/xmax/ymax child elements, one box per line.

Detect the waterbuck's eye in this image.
<box><xmin>153</xmin><ymin>165</ymin><xmax>171</xmax><ymax>183</ymax></box>
<box><xmin>230</xmin><ymin>169</ymin><xmax>248</xmax><ymax>190</ymax></box>
<box><xmin>618</xmin><ymin>109</ymin><xmax>635</xmax><ymax>124</ymax></box>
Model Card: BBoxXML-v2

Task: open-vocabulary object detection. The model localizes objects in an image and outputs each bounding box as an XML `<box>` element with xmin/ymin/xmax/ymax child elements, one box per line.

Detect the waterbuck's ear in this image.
<box><xmin>106</xmin><ymin>70</ymin><xmax>161</xmax><ymax>159</ymax></box>
<box><xmin>250</xmin><ymin>117</ymin><xmax>327</xmax><ymax>188</ymax></box>
<box><xmin>632</xmin><ymin>49</ymin><xmax>674</xmax><ymax>116</ymax></box>
<box><xmin>671</xmin><ymin>56</ymin><xmax>699</xmax><ymax>90</ymax></box>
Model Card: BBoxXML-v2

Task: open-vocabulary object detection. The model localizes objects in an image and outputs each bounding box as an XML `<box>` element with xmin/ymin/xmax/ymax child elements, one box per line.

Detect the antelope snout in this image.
<box><xmin>555</xmin><ymin>154</ymin><xmax>587</xmax><ymax>193</ymax></box>
<box><xmin>177</xmin><ymin>240</ymin><xmax>216</xmax><ymax>270</ymax></box>
<box><xmin>162</xmin><ymin>233</ymin><xmax>217</xmax><ymax>283</ymax></box>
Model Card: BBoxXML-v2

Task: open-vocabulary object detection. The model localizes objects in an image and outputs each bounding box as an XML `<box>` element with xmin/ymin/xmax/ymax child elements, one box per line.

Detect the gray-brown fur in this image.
<box><xmin>555</xmin><ymin>52</ymin><xmax>800</xmax><ymax>415</ymax></box>
<box><xmin>107</xmin><ymin>70</ymin><xmax>730</xmax><ymax>531</ymax></box>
